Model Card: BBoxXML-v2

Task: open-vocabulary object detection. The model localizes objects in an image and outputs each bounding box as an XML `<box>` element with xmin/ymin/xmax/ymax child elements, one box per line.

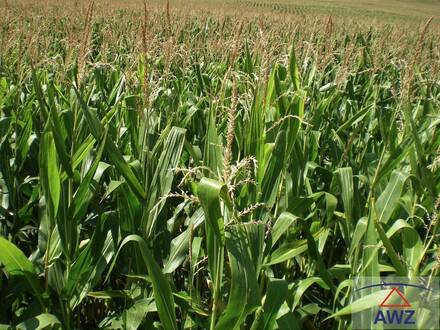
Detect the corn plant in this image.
<box><xmin>0</xmin><ymin>1</ymin><xmax>439</xmax><ymax>329</ymax></box>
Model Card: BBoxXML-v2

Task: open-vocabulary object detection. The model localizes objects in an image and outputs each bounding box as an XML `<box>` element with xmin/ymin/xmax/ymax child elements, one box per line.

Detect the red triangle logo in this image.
<box><xmin>379</xmin><ymin>287</ymin><xmax>411</xmax><ymax>308</ymax></box>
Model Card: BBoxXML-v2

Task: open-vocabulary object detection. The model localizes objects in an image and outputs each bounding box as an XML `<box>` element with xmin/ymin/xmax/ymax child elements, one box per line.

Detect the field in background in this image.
<box><xmin>0</xmin><ymin>0</ymin><xmax>439</xmax><ymax>329</ymax></box>
<box><xmin>12</xmin><ymin>0</ymin><xmax>440</xmax><ymax>21</ymax></box>
<box><xmin>233</xmin><ymin>0</ymin><xmax>440</xmax><ymax>21</ymax></box>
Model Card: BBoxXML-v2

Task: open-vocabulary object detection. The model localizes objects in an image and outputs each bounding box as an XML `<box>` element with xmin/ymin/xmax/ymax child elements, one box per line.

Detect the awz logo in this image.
<box><xmin>351</xmin><ymin>277</ymin><xmax>439</xmax><ymax>330</ymax></box>
<box><xmin>374</xmin><ymin>287</ymin><xmax>415</xmax><ymax>325</ymax></box>
<box><xmin>374</xmin><ymin>310</ymin><xmax>415</xmax><ymax>325</ymax></box>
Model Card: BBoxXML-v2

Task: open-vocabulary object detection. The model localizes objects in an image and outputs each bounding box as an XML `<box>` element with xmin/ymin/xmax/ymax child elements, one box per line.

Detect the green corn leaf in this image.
<box><xmin>99</xmin><ymin>298</ymin><xmax>156</xmax><ymax>330</ymax></box>
<box><xmin>216</xmin><ymin>224</ymin><xmax>261</xmax><ymax>329</ymax></box>
<box><xmin>14</xmin><ymin>108</ymin><xmax>32</xmax><ymax>171</ymax></box>
<box><xmin>287</xmin><ymin>192</ymin><xmax>325</xmax><ymax>215</ymax></box>
<box><xmin>349</xmin><ymin>216</ymin><xmax>367</xmax><ymax>257</ymax></box>
<box><xmin>0</xmin><ymin>237</ymin><xmax>44</xmax><ymax>308</ymax></box>
<box><xmin>74</xmin><ymin>87</ymin><xmax>147</xmax><ymax>201</ymax></box>
<box><xmin>163</xmin><ymin>209</ymin><xmax>204</xmax><ymax>274</ymax></box>
<box><xmin>336</xmin><ymin>104</ymin><xmax>373</xmax><ymax>135</ymax></box>
<box><xmin>264</xmin><ymin>228</ymin><xmax>325</xmax><ymax>266</ymax></box>
<box><xmin>327</xmin><ymin>290</ymin><xmax>389</xmax><ymax>319</ymax></box>
<box><xmin>361</xmin><ymin>198</ymin><xmax>380</xmax><ymax>281</ymax></box>
<box><xmin>245</xmin><ymin>86</ymin><xmax>265</xmax><ymax>167</ymax></box>
<box><xmin>386</xmin><ymin>220</ymin><xmax>423</xmax><ymax>276</ymax></box>
<box><xmin>289</xmin><ymin>43</ymin><xmax>301</xmax><ymax>91</ymax></box>
<box><xmin>375</xmin><ymin>137</ymin><xmax>411</xmax><ymax>184</ymax></box>
<box><xmin>243</xmin><ymin>222</ymin><xmax>265</xmax><ymax>275</ymax></box>
<box><xmin>374</xmin><ymin>219</ymin><xmax>406</xmax><ymax>276</ymax></box>
<box><xmin>70</xmin><ymin>128</ymin><xmax>107</xmax><ymax>222</ymax></box>
<box><xmin>337</xmin><ymin>167</ymin><xmax>354</xmax><ymax>224</ymax></box>
<box><xmin>197</xmin><ymin>177</ymin><xmax>227</xmax><ymax>328</ymax></box>
<box><xmin>270</xmin><ymin>212</ymin><xmax>297</xmax><ymax>248</ymax></box>
<box><xmin>204</xmin><ymin>106</ymin><xmax>222</xmax><ymax>176</ymax></box>
<box><xmin>292</xmin><ymin>277</ymin><xmax>330</xmax><ymax>311</ymax></box>
<box><xmin>31</xmin><ymin>68</ymin><xmax>49</xmax><ymax>121</ymax></box>
<box><xmin>197</xmin><ymin>177</ymin><xmax>227</xmax><ymax>247</ymax></box>
<box><xmin>375</xmin><ymin>170</ymin><xmax>407</xmax><ymax>224</ymax></box>
<box><xmin>145</xmin><ymin>126</ymin><xmax>186</xmax><ymax>238</ymax></box>
<box><xmin>47</xmin><ymin>82</ymin><xmax>73</xmax><ymax>177</ymax></box>
<box><xmin>301</xmin><ymin>220</ymin><xmax>336</xmax><ymax>292</ymax></box>
<box><xmin>16</xmin><ymin>313</ymin><xmax>61</xmax><ymax>330</ymax></box>
<box><xmin>64</xmin><ymin>219</ymin><xmax>115</xmax><ymax>309</ymax></box>
<box><xmin>39</xmin><ymin>130</ymin><xmax>61</xmax><ymax>222</ymax></box>
<box><xmin>108</xmin><ymin>235</ymin><xmax>177</xmax><ymax>330</ymax></box>
<box><xmin>259</xmin><ymin>130</ymin><xmax>286</xmax><ymax>213</ymax></box>
<box><xmin>250</xmin><ymin>278</ymin><xmax>287</xmax><ymax>330</ymax></box>
<box><xmin>276</xmin><ymin>307</ymin><xmax>301</xmax><ymax>330</ymax></box>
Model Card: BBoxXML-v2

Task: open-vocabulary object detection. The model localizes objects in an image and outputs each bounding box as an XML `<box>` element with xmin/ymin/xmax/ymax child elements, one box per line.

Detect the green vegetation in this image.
<box><xmin>0</xmin><ymin>0</ymin><xmax>439</xmax><ymax>329</ymax></box>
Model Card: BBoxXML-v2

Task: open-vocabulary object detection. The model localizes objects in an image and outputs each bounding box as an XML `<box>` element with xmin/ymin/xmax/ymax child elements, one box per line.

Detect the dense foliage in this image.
<box><xmin>0</xmin><ymin>1</ymin><xmax>439</xmax><ymax>329</ymax></box>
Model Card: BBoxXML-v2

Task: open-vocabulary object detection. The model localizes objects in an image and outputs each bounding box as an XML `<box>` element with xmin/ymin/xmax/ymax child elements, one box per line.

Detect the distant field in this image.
<box><xmin>16</xmin><ymin>0</ymin><xmax>440</xmax><ymax>20</ymax></box>
<box><xmin>141</xmin><ymin>0</ymin><xmax>439</xmax><ymax>24</ymax></box>
<box><xmin>220</xmin><ymin>0</ymin><xmax>440</xmax><ymax>21</ymax></box>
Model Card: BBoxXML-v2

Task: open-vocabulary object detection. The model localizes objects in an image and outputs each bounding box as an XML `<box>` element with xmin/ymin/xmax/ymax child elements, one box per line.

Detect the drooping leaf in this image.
<box><xmin>0</xmin><ymin>237</ymin><xmax>44</xmax><ymax>307</ymax></box>
<box><xmin>16</xmin><ymin>313</ymin><xmax>61</xmax><ymax>330</ymax></box>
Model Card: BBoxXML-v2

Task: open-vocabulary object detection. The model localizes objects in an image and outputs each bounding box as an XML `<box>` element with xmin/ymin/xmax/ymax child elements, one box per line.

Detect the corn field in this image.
<box><xmin>0</xmin><ymin>0</ymin><xmax>439</xmax><ymax>329</ymax></box>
